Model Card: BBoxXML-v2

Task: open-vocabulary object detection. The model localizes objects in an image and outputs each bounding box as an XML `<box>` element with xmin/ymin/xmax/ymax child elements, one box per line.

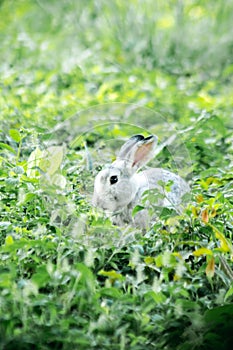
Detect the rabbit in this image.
<box><xmin>92</xmin><ymin>135</ymin><xmax>190</xmax><ymax>227</ymax></box>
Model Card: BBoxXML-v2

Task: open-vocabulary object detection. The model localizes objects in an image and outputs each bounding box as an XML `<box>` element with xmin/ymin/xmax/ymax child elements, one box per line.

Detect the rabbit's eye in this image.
<box><xmin>110</xmin><ymin>175</ymin><xmax>118</xmax><ymax>185</ymax></box>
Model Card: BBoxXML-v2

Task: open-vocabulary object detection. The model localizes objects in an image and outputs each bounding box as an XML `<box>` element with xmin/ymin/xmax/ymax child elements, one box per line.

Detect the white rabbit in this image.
<box><xmin>92</xmin><ymin>135</ymin><xmax>190</xmax><ymax>227</ymax></box>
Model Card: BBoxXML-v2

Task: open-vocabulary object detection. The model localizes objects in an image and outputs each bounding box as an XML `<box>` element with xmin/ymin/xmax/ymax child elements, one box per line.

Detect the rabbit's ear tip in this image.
<box><xmin>130</xmin><ymin>135</ymin><xmax>157</xmax><ymax>143</ymax></box>
<box><xmin>130</xmin><ymin>134</ymin><xmax>145</xmax><ymax>141</ymax></box>
<box><xmin>144</xmin><ymin>135</ymin><xmax>157</xmax><ymax>142</ymax></box>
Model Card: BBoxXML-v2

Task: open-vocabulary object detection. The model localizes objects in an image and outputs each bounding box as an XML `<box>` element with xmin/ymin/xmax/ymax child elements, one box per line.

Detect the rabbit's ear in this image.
<box><xmin>117</xmin><ymin>135</ymin><xmax>157</xmax><ymax>172</ymax></box>
<box><xmin>131</xmin><ymin>135</ymin><xmax>157</xmax><ymax>170</ymax></box>
<box><xmin>117</xmin><ymin>135</ymin><xmax>144</xmax><ymax>159</ymax></box>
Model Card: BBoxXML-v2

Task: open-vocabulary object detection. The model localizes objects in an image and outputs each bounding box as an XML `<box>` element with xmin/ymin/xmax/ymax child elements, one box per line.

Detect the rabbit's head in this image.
<box><xmin>92</xmin><ymin>135</ymin><xmax>157</xmax><ymax>213</ymax></box>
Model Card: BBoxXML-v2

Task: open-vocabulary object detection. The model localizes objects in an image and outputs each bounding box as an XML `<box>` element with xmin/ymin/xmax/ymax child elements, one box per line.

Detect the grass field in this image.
<box><xmin>0</xmin><ymin>1</ymin><xmax>233</xmax><ymax>349</ymax></box>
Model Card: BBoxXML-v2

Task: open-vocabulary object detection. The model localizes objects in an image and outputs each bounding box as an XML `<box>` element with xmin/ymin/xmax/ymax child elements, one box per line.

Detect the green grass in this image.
<box><xmin>0</xmin><ymin>0</ymin><xmax>233</xmax><ymax>349</ymax></box>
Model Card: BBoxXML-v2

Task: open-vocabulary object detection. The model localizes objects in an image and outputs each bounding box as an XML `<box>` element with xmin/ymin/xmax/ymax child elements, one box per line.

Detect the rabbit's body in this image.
<box><xmin>92</xmin><ymin>135</ymin><xmax>190</xmax><ymax>227</ymax></box>
<box><xmin>137</xmin><ymin>168</ymin><xmax>190</xmax><ymax>205</ymax></box>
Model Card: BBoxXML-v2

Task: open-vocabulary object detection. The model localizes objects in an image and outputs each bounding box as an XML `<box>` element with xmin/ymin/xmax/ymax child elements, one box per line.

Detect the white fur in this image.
<box><xmin>92</xmin><ymin>135</ymin><xmax>190</xmax><ymax>227</ymax></box>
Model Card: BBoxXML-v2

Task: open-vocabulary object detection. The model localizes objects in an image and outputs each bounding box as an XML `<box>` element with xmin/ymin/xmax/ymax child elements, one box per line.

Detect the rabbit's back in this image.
<box><xmin>136</xmin><ymin>168</ymin><xmax>190</xmax><ymax>207</ymax></box>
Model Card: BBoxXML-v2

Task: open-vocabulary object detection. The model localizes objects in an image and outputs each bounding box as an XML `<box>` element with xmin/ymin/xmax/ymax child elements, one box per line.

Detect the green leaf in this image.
<box><xmin>0</xmin><ymin>142</ymin><xmax>16</xmax><ymax>154</ymax></box>
<box><xmin>27</xmin><ymin>147</ymin><xmax>44</xmax><ymax>178</ymax></box>
<box><xmin>76</xmin><ymin>263</ymin><xmax>96</xmax><ymax>291</ymax></box>
<box><xmin>18</xmin><ymin>192</ymin><xmax>36</xmax><ymax>205</ymax></box>
<box><xmin>204</xmin><ymin>304</ymin><xmax>233</xmax><ymax>324</ymax></box>
<box><xmin>175</xmin><ymin>298</ymin><xmax>199</xmax><ymax>311</ymax></box>
<box><xmin>100</xmin><ymin>287</ymin><xmax>123</xmax><ymax>298</ymax></box>
<box><xmin>210</xmin><ymin>224</ymin><xmax>233</xmax><ymax>253</ymax></box>
<box><xmin>9</xmin><ymin>129</ymin><xmax>21</xmax><ymax>142</ymax></box>
<box><xmin>193</xmin><ymin>248</ymin><xmax>213</xmax><ymax>256</ymax></box>
<box><xmin>27</xmin><ymin>146</ymin><xmax>65</xmax><ymax>178</ymax></box>
<box><xmin>145</xmin><ymin>291</ymin><xmax>166</xmax><ymax>304</ymax></box>
<box><xmin>41</xmin><ymin>146</ymin><xmax>65</xmax><ymax>176</ymax></box>
<box><xmin>132</xmin><ymin>205</ymin><xmax>145</xmax><ymax>217</ymax></box>
<box><xmin>144</xmin><ymin>256</ymin><xmax>156</xmax><ymax>265</ymax></box>
<box><xmin>155</xmin><ymin>251</ymin><xmax>177</xmax><ymax>268</ymax></box>
<box><xmin>98</xmin><ymin>269</ymin><xmax>123</xmax><ymax>280</ymax></box>
<box><xmin>31</xmin><ymin>265</ymin><xmax>50</xmax><ymax>288</ymax></box>
<box><xmin>224</xmin><ymin>284</ymin><xmax>233</xmax><ymax>301</ymax></box>
<box><xmin>5</xmin><ymin>235</ymin><xmax>14</xmax><ymax>245</ymax></box>
<box><xmin>0</xmin><ymin>273</ymin><xmax>12</xmax><ymax>288</ymax></box>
